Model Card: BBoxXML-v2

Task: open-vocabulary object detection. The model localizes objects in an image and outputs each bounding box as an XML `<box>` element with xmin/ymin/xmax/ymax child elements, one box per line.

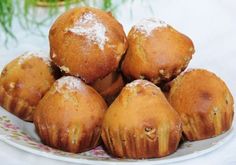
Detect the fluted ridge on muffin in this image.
<box><xmin>168</xmin><ymin>69</ymin><xmax>234</xmax><ymax>141</ymax></box>
<box><xmin>101</xmin><ymin>80</ymin><xmax>182</xmax><ymax>158</ymax></box>
<box><xmin>0</xmin><ymin>81</ymin><xmax>35</xmax><ymax>121</ymax></box>
<box><xmin>34</xmin><ymin>117</ymin><xmax>101</xmax><ymax>153</ymax></box>
<box><xmin>102</xmin><ymin>123</ymin><xmax>181</xmax><ymax>158</ymax></box>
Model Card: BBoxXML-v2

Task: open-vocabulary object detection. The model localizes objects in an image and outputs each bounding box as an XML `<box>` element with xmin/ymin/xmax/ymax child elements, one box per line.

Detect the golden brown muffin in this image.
<box><xmin>0</xmin><ymin>52</ymin><xmax>57</xmax><ymax>121</ymax></box>
<box><xmin>49</xmin><ymin>7</ymin><xmax>128</xmax><ymax>83</ymax></box>
<box><xmin>34</xmin><ymin>76</ymin><xmax>107</xmax><ymax>153</ymax></box>
<box><xmin>121</xmin><ymin>18</ymin><xmax>195</xmax><ymax>84</ymax></box>
<box><xmin>91</xmin><ymin>72</ymin><xmax>125</xmax><ymax>105</ymax></box>
<box><xmin>101</xmin><ymin>80</ymin><xmax>182</xmax><ymax>158</ymax></box>
<box><xmin>168</xmin><ymin>69</ymin><xmax>234</xmax><ymax>141</ymax></box>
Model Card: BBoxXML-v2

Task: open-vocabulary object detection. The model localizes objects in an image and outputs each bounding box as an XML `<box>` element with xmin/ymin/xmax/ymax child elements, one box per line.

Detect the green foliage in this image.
<box><xmin>0</xmin><ymin>0</ymin><xmax>15</xmax><ymax>43</ymax></box>
<box><xmin>0</xmin><ymin>0</ymin><xmax>117</xmax><ymax>43</ymax></box>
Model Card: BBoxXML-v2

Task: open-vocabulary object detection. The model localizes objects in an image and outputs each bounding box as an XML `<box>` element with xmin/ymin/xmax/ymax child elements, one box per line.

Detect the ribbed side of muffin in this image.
<box><xmin>179</xmin><ymin>101</ymin><xmax>233</xmax><ymax>141</ymax></box>
<box><xmin>0</xmin><ymin>85</ymin><xmax>34</xmax><ymax>121</ymax></box>
<box><xmin>102</xmin><ymin>123</ymin><xmax>181</xmax><ymax>158</ymax></box>
<box><xmin>34</xmin><ymin>117</ymin><xmax>101</xmax><ymax>153</ymax></box>
<box><xmin>34</xmin><ymin>76</ymin><xmax>107</xmax><ymax>153</ymax></box>
<box><xmin>101</xmin><ymin>80</ymin><xmax>182</xmax><ymax>158</ymax></box>
<box><xmin>168</xmin><ymin>69</ymin><xmax>234</xmax><ymax>141</ymax></box>
<box><xmin>0</xmin><ymin>53</ymin><xmax>57</xmax><ymax>121</ymax></box>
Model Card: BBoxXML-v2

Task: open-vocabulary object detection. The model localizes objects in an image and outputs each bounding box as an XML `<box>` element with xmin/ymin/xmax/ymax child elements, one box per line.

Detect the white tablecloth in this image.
<box><xmin>0</xmin><ymin>0</ymin><xmax>236</xmax><ymax>164</ymax></box>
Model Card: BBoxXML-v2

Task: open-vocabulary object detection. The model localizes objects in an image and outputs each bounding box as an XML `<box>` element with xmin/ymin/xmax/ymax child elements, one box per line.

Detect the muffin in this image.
<box><xmin>91</xmin><ymin>71</ymin><xmax>125</xmax><ymax>104</ymax></box>
<box><xmin>0</xmin><ymin>52</ymin><xmax>57</xmax><ymax>121</ymax></box>
<box><xmin>34</xmin><ymin>76</ymin><xmax>107</xmax><ymax>153</ymax></box>
<box><xmin>121</xmin><ymin>18</ymin><xmax>195</xmax><ymax>84</ymax></box>
<box><xmin>168</xmin><ymin>69</ymin><xmax>234</xmax><ymax>141</ymax></box>
<box><xmin>49</xmin><ymin>7</ymin><xmax>128</xmax><ymax>83</ymax></box>
<box><xmin>101</xmin><ymin>80</ymin><xmax>182</xmax><ymax>158</ymax></box>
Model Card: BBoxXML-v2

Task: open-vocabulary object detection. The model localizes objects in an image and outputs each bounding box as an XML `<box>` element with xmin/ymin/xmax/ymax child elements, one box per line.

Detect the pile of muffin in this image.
<box><xmin>0</xmin><ymin>7</ymin><xmax>234</xmax><ymax>159</ymax></box>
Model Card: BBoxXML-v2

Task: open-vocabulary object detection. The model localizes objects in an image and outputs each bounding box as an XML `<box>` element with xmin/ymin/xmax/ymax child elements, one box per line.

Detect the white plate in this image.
<box><xmin>0</xmin><ymin>107</ymin><xmax>233</xmax><ymax>165</ymax></box>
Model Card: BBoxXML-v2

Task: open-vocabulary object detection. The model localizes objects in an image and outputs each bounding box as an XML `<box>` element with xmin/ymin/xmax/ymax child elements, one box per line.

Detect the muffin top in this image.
<box><xmin>122</xmin><ymin>18</ymin><xmax>194</xmax><ymax>84</ymax></box>
<box><xmin>0</xmin><ymin>52</ymin><xmax>56</xmax><ymax>106</ymax></box>
<box><xmin>103</xmin><ymin>79</ymin><xmax>181</xmax><ymax>132</ymax></box>
<box><xmin>49</xmin><ymin>7</ymin><xmax>128</xmax><ymax>83</ymax></box>
<box><xmin>168</xmin><ymin>69</ymin><xmax>234</xmax><ymax>115</ymax></box>
<box><xmin>34</xmin><ymin>76</ymin><xmax>107</xmax><ymax>130</ymax></box>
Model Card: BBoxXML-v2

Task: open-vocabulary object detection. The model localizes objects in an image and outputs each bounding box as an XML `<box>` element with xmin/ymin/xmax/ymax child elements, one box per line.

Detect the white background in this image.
<box><xmin>0</xmin><ymin>0</ymin><xmax>236</xmax><ymax>164</ymax></box>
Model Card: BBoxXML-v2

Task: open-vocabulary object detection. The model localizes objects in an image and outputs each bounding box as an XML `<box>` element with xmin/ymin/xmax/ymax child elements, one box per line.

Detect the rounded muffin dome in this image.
<box><xmin>34</xmin><ymin>76</ymin><xmax>107</xmax><ymax>153</ymax></box>
<box><xmin>101</xmin><ymin>79</ymin><xmax>182</xmax><ymax>158</ymax></box>
<box><xmin>0</xmin><ymin>52</ymin><xmax>57</xmax><ymax>121</ymax></box>
<box><xmin>168</xmin><ymin>69</ymin><xmax>234</xmax><ymax>141</ymax></box>
<box><xmin>121</xmin><ymin>18</ymin><xmax>194</xmax><ymax>84</ymax></box>
<box><xmin>49</xmin><ymin>7</ymin><xmax>128</xmax><ymax>83</ymax></box>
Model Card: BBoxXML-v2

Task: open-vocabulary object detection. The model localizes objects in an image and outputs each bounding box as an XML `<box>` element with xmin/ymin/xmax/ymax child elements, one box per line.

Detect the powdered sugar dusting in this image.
<box><xmin>18</xmin><ymin>52</ymin><xmax>51</xmax><ymax>66</ymax></box>
<box><xmin>55</xmin><ymin>76</ymin><xmax>83</xmax><ymax>92</ymax></box>
<box><xmin>68</xmin><ymin>12</ymin><xmax>108</xmax><ymax>50</ymax></box>
<box><xmin>134</xmin><ymin>18</ymin><xmax>167</xmax><ymax>36</ymax></box>
<box><xmin>126</xmin><ymin>79</ymin><xmax>156</xmax><ymax>88</ymax></box>
<box><xmin>18</xmin><ymin>52</ymin><xmax>34</xmax><ymax>65</ymax></box>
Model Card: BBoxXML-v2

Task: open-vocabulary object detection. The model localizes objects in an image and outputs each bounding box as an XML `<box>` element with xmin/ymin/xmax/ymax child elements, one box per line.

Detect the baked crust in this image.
<box><xmin>91</xmin><ymin>72</ymin><xmax>125</xmax><ymax>104</ymax></box>
<box><xmin>101</xmin><ymin>80</ymin><xmax>182</xmax><ymax>158</ymax></box>
<box><xmin>49</xmin><ymin>7</ymin><xmax>128</xmax><ymax>83</ymax></box>
<box><xmin>168</xmin><ymin>69</ymin><xmax>234</xmax><ymax>141</ymax></box>
<box><xmin>122</xmin><ymin>18</ymin><xmax>194</xmax><ymax>84</ymax></box>
<box><xmin>0</xmin><ymin>53</ymin><xmax>56</xmax><ymax>121</ymax></box>
<box><xmin>34</xmin><ymin>76</ymin><xmax>107</xmax><ymax>153</ymax></box>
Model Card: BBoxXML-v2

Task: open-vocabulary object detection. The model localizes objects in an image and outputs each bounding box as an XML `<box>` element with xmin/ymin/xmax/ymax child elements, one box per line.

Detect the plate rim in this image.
<box><xmin>0</xmin><ymin>127</ymin><xmax>234</xmax><ymax>165</ymax></box>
